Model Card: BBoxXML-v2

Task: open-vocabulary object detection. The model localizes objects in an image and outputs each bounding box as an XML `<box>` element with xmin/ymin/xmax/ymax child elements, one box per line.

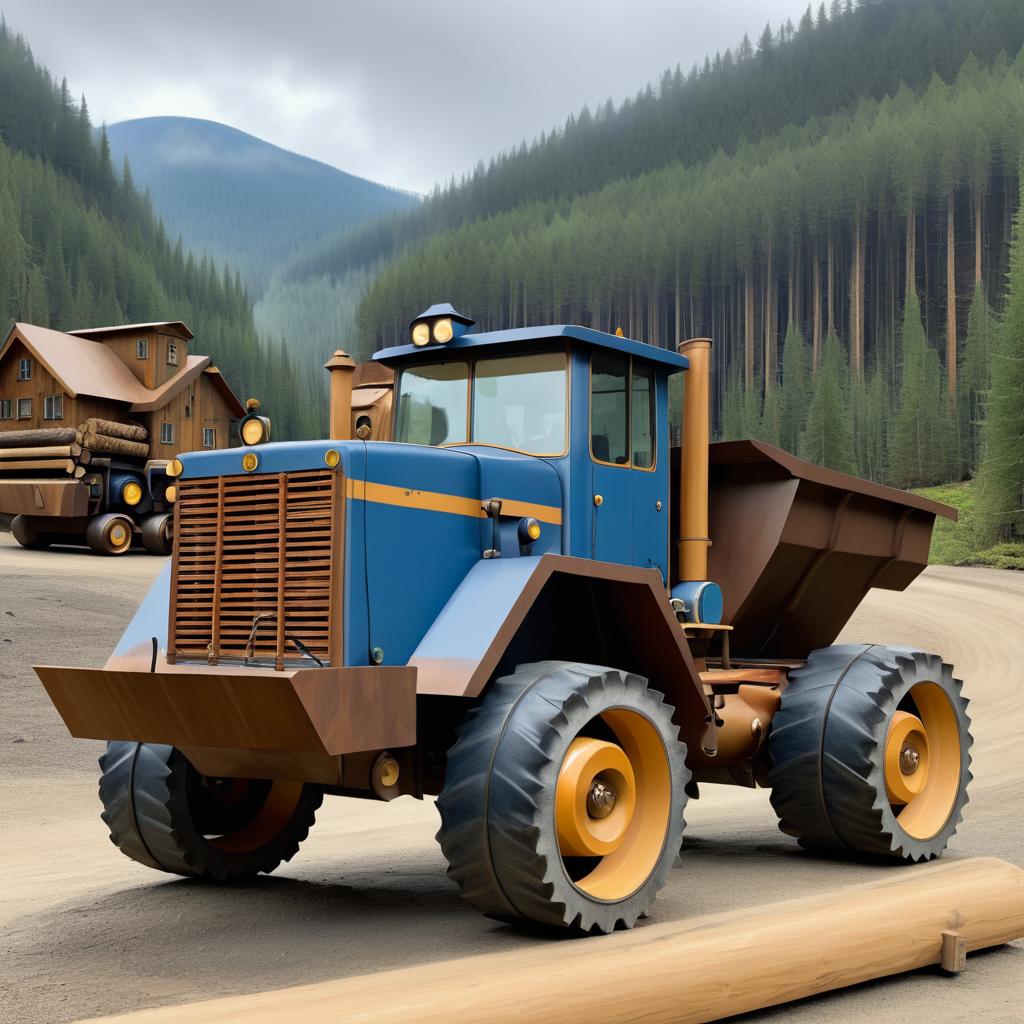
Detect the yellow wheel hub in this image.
<box><xmin>109</xmin><ymin>523</ymin><xmax>129</xmax><ymax>547</ymax></box>
<box><xmin>554</xmin><ymin>708</ymin><xmax>671</xmax><ymax>901</ymax></box>
<box><xmin>884</xmin><ymin>683</ymin><xmax>961</xmax><ymax>841</ymax></box>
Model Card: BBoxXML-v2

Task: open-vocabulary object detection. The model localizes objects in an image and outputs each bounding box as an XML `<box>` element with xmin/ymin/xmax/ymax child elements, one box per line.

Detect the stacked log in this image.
<box><xmin>0</xmin><ymin>420</ymin><xmax>149</xmax><ymax>477</ymax></box>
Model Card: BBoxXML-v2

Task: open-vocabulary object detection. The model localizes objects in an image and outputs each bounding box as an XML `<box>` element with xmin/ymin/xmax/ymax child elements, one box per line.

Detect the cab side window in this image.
<box><xmin>590</xmin><ymin>354</ymin><xmax>656</xmax><ymax>469</ymax></box>
<box><xmin>590</xmin><ymin>354</ymin><xmax>628</xmax><ymax>465</ymax></box>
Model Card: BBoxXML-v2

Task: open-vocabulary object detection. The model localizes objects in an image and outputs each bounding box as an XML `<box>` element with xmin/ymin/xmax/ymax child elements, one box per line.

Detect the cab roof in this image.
<box><xmin>373</xmin><ymin>324</ymin><xmax>689</xmax><ymax>371</ymax></box>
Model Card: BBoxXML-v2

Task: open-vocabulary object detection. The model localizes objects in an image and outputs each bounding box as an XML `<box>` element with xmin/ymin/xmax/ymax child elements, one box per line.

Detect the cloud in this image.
<box><xmin>5</xmin><ymin>0</ymin><xmax>811</xmax><ymax>192</ymax></box>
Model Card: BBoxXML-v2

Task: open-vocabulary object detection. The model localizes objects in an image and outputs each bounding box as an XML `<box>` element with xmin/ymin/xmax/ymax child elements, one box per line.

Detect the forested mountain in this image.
<box><xmin>105</xmin><ymin>117</ymin><xmax>417</xmax><ymax>295</ymax></box>
<box><xmin>337</xmin><ymin>0</ymin><xmax>1024</xmax><ymax>528</ymax></box>
<box><xmin>0</xmin><ymin>24</ymin><xmax>319</xmax><ymax>439</ymax></box>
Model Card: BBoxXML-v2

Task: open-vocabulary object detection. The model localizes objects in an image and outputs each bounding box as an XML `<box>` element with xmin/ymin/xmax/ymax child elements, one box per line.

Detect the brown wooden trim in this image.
<box><xmin>328</xmin><ymin>470</ymin><xmax>345</xmax><ymax>668</ymax></box>
<box><xmin>275</xmin><ymin>472</ymin><xmax>287</xmax><ymax>671</ymax></box>
<box><xmin>207</xmin><ymin>476</ymin><xmax>225</xmax><ymax>665</ymax></box>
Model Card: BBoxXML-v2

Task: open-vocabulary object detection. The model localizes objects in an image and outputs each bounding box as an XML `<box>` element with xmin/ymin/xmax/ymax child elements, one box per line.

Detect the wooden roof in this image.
<box><xmin>69</xmin><ymin>321</ymin><xmax>195</xmax><ymax>341</ymax></box>
<box><xmin>1</xmin><ymin>323</ymin><xmax>243</xmax><ymax>416</ymax></box>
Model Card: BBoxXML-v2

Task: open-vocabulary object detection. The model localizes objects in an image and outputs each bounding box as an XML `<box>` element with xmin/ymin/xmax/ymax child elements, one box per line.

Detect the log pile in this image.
<box><xmin>0</xmin><ymin>420</ymin><xmax>150</xmax><ymax>477</ymax></box>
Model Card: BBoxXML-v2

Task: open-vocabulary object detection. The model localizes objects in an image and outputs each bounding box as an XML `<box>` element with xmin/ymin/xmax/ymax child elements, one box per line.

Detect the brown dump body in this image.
<box><xmin>705</xmin><ymin>440</ymin><xmax>956</xmax><ymax>660</ymax></box>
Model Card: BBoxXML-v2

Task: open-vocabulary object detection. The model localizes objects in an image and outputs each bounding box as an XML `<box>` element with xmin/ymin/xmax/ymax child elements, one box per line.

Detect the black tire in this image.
<box><xmin>98</xmin><ymin>742</ymin><xmax>323</xmax><ymax>881</ymax></box>
<box><xmin>11</xmin><ymin>516</ymin><xmax>50</xmax><ymax>549</ymax></box>
<box><xmin>768</xmin><ymin>644</ymin><xmax>972</xmax><ymax>862</ymax></box>
<box><xmin>436</xmin><ymin>661</ymin><xmax>689</xmax><ymax>934</ymax></box>
<box><xmin>86</xmin><ymin>513</ymin><xmax>134</xmax><ymax>555</ymax></box>
<box><xmin>141</xmin><ymin>512</ymin><xmax>173</xmax><ymax>555</ymax></box>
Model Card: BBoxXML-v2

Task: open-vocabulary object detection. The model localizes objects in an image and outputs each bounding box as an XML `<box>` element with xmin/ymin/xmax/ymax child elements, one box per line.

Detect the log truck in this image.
<box><xmin>37</xmin><ymin>304</ymin><xmax>971</xmax><ymax>935</ymax></box>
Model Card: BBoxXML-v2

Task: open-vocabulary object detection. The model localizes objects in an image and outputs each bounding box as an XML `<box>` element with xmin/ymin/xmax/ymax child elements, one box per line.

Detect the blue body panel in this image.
<box><xmin>144</xmin><ymin>318</ymin><xmax>690</xmax><ymax>676</ymax></box>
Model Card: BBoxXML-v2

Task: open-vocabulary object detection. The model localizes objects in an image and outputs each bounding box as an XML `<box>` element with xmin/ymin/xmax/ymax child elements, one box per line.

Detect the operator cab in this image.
<box><xmin>375</xmin><ymin>304</ymin><xmax>689</xmax><ymax>583</ymax></box>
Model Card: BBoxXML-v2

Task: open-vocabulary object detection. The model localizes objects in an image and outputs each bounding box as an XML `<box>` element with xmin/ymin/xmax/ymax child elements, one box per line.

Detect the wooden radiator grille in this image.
<box><xmin>169</xmin><ymin>469</ymin><xmax>340</xmax><ymax>670</ymax></box>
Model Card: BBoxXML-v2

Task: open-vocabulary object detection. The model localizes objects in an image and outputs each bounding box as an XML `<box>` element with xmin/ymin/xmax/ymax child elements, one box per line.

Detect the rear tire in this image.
<box><xmin>768</xmin><ymin>644</ymin><xmax>972</xmax><ymax>862</ymax></box>
<box><xmin>141</xmin><ymin>512</ymin><xmax>173</xmax><ymax>555</ymax></box>
<box><xmin>86</xmin><ymin>513</ymin><xmax>134</xmax><ymax>555</ymax></box>
<box><xmin>11</xmin><ymin>515</ymin><xmax>50</xmax><ymax>549</ymax></box>
<box><xmin>436</xmin><ymin>661</ymin><xmax>689</xmax><ymax>933</ymax></box>
<box><xmin>98</xmin><ymin>742</ymin><xmax>323</xmax><ymax>881</ymax></box>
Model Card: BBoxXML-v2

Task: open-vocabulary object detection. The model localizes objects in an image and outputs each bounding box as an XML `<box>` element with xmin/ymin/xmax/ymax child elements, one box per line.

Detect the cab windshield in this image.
<box><xmin>395</xmin><ymin>351</ymin><xmax>567</xmax><ymax>455</ymax></box>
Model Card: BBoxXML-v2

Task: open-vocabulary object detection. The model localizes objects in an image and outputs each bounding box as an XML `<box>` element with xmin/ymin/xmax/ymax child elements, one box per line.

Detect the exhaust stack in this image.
<box><xmin>672</xmin><ymin>338</ymin><xmax>722</xmax><ymax>625</ymax></box>
<box><xmin>324</xmin><ymin>349</ymin><xmax>357</xmax><ymax>441</ymax></box>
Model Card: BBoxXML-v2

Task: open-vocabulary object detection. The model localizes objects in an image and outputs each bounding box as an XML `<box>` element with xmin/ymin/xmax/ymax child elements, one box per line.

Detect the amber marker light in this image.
<box><xmin>324</xmin><ymin>448</ymin><xmax>341</xmax><ymax>468</ymax></box>
<box><xmin>241</xmin><ymin>452</ymin><xmax>260</xmax><ymax>473</ymax></box>
<box><xmin>165</xmin><ymin>484</ymin><xmax>177</xmax><ymax>503</ymax></box>
<box><xmin>411</xmin><ymin>321</ymin><xmax>431</xmax><ymax>346</ymax></box>
<box><xmin>518</xmin><ymin>517</ymin><xmax>542</xmax><ymax>544</ymax></box>
<box><xmin>167</xmin><ymin>457</ymin><xmax>184</xmax><ymax>478</ymax></box>
<box><xmin>121</xmin><ymin>480</ymin><xmax>143</xmax><ymax>506</ymax></box>
<box><xmin>432</xmin><ymin>317</ymin><xmax>454</xmax><ymax>343</ymax></box>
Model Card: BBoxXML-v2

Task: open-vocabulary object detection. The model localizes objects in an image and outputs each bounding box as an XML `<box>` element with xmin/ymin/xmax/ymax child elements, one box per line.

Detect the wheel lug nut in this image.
<box><xmin>587</xmin><ymin>780</ymin><xmax>616</xmax><ymax>819</ymax></box>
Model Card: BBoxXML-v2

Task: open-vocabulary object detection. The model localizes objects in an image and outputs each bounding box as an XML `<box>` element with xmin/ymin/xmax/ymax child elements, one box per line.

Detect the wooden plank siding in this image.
<box><xmin>1</xmin><ymin>331</ymin><xmax>240</xmax><ymax>456</ymax></box>
<box><xmin>0</xmin><ymin>337</ymin><xmax>130</xmax><ymax>431</ymax></box>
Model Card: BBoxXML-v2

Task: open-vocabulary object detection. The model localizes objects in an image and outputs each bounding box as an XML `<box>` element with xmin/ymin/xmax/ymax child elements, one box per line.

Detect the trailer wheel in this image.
<box><xmin>86</xmin><ymin>514</ymin><xmax>134</xmax><ymax>555</ymax></box>
<box><xmin>768</xmin><ymin>644</ymin><xmax>972</xmax><ymax>862</ymax></box>
<box><xmin>141</xmin><ymin>513</ymin><xmax>173</xmax><ymax>555</ymax></box>
<box><xmin>11</xmin><ymin>516</ymin><xmax>50</xmax><ymax>549</ymax></box>
<box><xmin>98</xmin><ymin>742</ymin><xmax>323</xmax><ymax>881</ymax></box>
<box><xmin>436</xmin><ymin>661</ymin><xmax>689</xmax><ymax>933</ymax></box>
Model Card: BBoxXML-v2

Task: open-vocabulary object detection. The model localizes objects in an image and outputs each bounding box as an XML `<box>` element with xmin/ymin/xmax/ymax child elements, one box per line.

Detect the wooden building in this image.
<box><xmin>0</xmin><ymin>321</ymin><xmax>246</xmax><ymax>452</ymax></box>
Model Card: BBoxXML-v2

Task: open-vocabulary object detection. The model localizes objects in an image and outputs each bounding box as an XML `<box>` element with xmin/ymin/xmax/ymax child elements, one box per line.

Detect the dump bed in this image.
<box><xmin>706</xmin><ymin>440</ymin><xmax>956</xmax><ymax>660</ymax></box>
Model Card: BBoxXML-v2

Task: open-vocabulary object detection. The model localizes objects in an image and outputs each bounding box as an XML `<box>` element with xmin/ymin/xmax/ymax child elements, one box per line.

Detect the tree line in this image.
<box><xmin>0</xmin><ymin>21</ymin><xmax>320</xmax><ymax>439</ymax></box>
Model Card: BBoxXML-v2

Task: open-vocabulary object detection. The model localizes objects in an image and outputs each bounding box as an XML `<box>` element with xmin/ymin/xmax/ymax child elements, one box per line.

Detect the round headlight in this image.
<box><xmin>241</xmin><ymin>452</ymin><xmax>260</xmax><ymax>473</ymax></box>
<box><xmin>121</xmin><ymin>480</ymin><xmax>143</xmax><ymax>506</ymax></box>
<box><xmin>167</xmin><ymin>457</ymin><xmax>184</xmax><ymax>478</ymax></box>
<box><xmin>165</xmin><ymin>484</ymin><xmax>177</xmax><ymax>504</ymax></box>
<box><xmin>518</xmin><ymin>517</ymin><xmax>541</xmax><ymax>544</ymax></box>
<box><xmin>432</xmin><ymin>317</ymin><xmax>454</xmax><ymax>343</ymax></box>
<box><xmin>324</xmin><ymin>448</ymin><xmax>341</xmax><ymax>468</ymax></box>
<box><xmin>411</xmin><ymin>322</ymin><xmax>431</xmax><ymax>347</ymax></box>
<box><xmin>241</xmin><ymin>417</ymin><xmax>268</xmax><ymax>446</ymax></box>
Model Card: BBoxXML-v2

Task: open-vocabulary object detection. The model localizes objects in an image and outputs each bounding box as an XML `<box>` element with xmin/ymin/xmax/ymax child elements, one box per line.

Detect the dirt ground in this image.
<box><xmin>0</xmin><ymin>532</ymin><xmax>1021</xmax><ymax>1024</ymax></box>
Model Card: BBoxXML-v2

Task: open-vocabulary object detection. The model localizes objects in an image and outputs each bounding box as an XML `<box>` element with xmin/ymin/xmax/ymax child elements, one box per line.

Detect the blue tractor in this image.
<box><xmin>38</xmin><ymin>305</ymin><xmax>971</xmax><ymax>934</ymax></box>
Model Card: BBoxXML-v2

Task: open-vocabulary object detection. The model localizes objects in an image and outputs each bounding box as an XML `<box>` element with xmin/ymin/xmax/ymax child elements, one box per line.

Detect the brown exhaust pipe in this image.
<box><xmin>676</xmin><ymin>338</ymin><xmax>712</xmax><ymax>583</ymax></box>
<box><xmin>324</xmin><ymin>349</ymin><xmax>356</xmax><ymax>441</ymax></box>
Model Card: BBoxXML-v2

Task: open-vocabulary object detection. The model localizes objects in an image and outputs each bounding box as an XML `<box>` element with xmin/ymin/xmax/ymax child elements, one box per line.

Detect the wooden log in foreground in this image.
<box><xmin>79</xmin><ymin>857</ymin><xmax>1024</xmax><ymax>1024</ymax></box>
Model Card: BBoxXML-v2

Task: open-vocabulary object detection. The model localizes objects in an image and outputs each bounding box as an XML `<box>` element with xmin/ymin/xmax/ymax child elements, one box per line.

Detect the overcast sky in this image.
<box><xmin>5</xmin><ymin>0</ymin><xmax>811</xmax><ymax>194</ymax></box>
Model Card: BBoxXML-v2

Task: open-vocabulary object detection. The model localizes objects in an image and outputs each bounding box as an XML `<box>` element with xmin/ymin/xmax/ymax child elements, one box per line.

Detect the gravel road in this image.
<box><xmin>0</xmin><ymin>533</ymin><xmax>1020</xmax><ymax>1024</ymax></box>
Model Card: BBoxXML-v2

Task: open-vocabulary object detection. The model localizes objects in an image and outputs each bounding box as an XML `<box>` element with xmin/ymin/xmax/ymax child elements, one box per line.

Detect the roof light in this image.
<box><xmin>411</xmin><ymin>322</ymin><xmax>431</xmax><ymax>346</ymax></box>
<box><xmin>240</xmin><ymin>415</ymin><xmax>271</xmax><ymax>446</ymax></box>
<box><xmin>432</xmin><ymin>317</ymin><xmax>454</xmax><ymax>343</ymax></box>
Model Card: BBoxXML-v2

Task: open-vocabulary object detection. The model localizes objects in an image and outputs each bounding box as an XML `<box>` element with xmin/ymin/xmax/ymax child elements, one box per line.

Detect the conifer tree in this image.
<box><xmin>758</xmin><ymin>384</ymin><xmax>781</xmax><ymax>446</ymax></box>
<box><xmin>800</xmin><ymin>331</ymin><xmax>855</xmax><ymax>473</ymax></box>
<box><xmin>959</xmin><ymin>281</ymin><xmax>994</xmax><ymax>474</ymax></box>
<box><xmin>975</xmin><ymin>190</ymin><xmax>1024</xmax><ymax>546</ymax></box>
<box><xmin>779</xmin><ymin>323</ymin><xmax>810</xmax><ymax>453</ymax></box>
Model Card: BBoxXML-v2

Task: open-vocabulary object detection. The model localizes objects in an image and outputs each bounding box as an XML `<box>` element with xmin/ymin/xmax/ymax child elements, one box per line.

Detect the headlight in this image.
<box><xmin>324</xmin><ymin>449</ymin><xmax>341</xmax><ymax>468</ymax></box>
<box><xmin>411</xmin><ymin>321</ymin><xmax>431</xmax><ymax>346</ymax></box>
<box><xmin>121</xmin><ymin>480</ymin><xmax>144</xmax><ymax>506</ymax></box>
<box><xmin>165</xmin><ymin>484</ymin><xmax>177</xmax><ymax>504</ymax></box>
<box><xmin>167</xmin><ymin>457</ymin><xmax>184</xmax><ymax>478</ymax></box>
<box><xmin>240</xmin><ymin>415</ymin><xmax>271</xmax><ymax>446</ymax></box>
<box><xmin>432</xmin><ymin>317</ymin><xmax>454</xmax><ymax>343</ymax></box>
<box><xmin>242</xmin><ymin>452</ymin><xmax>260</xmax><ymax>473</ymax></box>
<box><xmin>518</xmin><ymin>517</ymin><xmax>541</xmax><ymax>544</ymax></box>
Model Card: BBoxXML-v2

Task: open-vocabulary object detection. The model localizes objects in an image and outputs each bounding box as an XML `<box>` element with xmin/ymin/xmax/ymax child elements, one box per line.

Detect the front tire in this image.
<box><xmin>98</xmin><ymin>742</ymin><xmax>323</xmax><ymax>881</ymax></box>
<box><xmin>768</xmin><ymin>645</ymin><xmax>972</xmax><ymax>862</ymax></box>
<box><xmin>436</xmin><ymin>661</ymin><xmax>689</xmax><ymax>934</ymax></box>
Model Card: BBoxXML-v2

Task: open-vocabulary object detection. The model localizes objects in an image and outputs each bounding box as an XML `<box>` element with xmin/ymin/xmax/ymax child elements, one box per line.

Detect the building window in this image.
<box><xmin>137</xmin><ymin>338</ymin><xmax>149</xmax><ymax>359</ymax></box>
<box><xmin>43</xmin><ymin>395</ymin><xmax>64</xmax><ymax>420</ymax></box>
<box><xmin>160</xmin><ymin>422</ymin><xmax>174</xmax><ymax>444</ymax></box>
<box><xmin>0</xmin><ymin>399</ymin><xmax>11</xmax><ymax>420</ymax></box>
<box><xmin>167</xmin><ymin>341</ymin><xmax>178</xmax><ymax>367</ymax></box>
<box><xmin>18</xmin><ymin>358</ymin><xmax>31</xmax><ymax>381</ymax></box>
<box><xmin>203</xmin><ymin>427</ymin><xmax>216</xmax><ymax>448</ymax></box>
<box><xmin>17</xmin><ymin>397</ymin><xmax>32</xmax><ymax>419</ymax></box>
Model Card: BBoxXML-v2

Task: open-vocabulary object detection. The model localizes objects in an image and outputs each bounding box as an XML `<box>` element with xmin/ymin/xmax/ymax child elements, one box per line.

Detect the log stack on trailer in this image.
<box><xmin>0</xmin><ymin>320</ymin><xmax>248</xmax><ymax>554</ymax></box>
